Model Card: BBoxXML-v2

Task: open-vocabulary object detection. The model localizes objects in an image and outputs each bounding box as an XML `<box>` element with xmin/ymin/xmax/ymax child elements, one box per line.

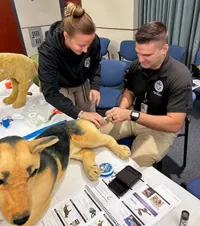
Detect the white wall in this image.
<box><xmin>82</xmin><ymin>0</ymin><xmax>138</xmax><ymax>59</ymax></box>
<box><xmin>14</xmin><ymin>0</ymin><xmax>62</xmax><ymax>56</ymax></box>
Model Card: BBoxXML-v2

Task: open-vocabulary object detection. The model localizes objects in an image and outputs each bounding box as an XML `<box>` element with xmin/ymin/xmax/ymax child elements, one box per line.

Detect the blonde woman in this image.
<box><xmin>39</xmin><ymin>3</ymin><xmax>104</xmax><ymax>127</ymax></box>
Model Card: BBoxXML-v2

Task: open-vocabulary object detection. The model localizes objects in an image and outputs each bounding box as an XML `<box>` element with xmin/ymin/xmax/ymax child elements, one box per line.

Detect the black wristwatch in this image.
<box><xmin>130</xmin><ymin>110</ymin><xmax>140</xmax><ymax>121</ymax></box>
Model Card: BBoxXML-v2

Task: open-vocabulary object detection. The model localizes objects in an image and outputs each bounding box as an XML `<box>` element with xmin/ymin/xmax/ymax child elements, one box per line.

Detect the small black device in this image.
<box><xmin>108</xmin><ymin>165</ymin><xmax>142</xmax><ymax>196</ymax></box>
<box><xmin>130</xmin><ymin>110</ymin><xmax>140</xmax><ymax>121</ymax></box>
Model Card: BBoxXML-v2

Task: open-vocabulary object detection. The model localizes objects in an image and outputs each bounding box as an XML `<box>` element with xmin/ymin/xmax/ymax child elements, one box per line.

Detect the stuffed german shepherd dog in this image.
<box><xmin>0</xmin><ymin>119</ymin><xmax>131</xmax><ymax>226</ymax></box>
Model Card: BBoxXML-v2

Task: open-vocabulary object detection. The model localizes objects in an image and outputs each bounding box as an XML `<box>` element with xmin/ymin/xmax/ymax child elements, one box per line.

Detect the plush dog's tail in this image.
<box><xmin>33</xmin><ymin>60</ymin><xmax>38</xmax><ymax>71</ymax></box>
<box><xmin>31</xmin><ymin>58</ymin><xmax>40</xmax><ymax>88</ymax></box>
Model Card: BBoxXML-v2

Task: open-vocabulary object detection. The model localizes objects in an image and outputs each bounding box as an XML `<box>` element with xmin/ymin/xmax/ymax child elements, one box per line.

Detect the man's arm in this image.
<box><xmin>119</xmin><ymin>89</ymin><xmax>135</xmax><ymax>109</ymax></box>
<box><xmin>135</xmin><ymin>112</ymin><xmax>186</xmax><ymax>133</ymax></box>
<box><xmin>106</xmin><ymin>108</ymin><xmax>186</xmax><ymax>133</ymax></box>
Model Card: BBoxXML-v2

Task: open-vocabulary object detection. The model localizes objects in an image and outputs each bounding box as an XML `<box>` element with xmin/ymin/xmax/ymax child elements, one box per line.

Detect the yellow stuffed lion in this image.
<box><xmin>0</xmin><ymin>53</ymin><xmax>38</xmax><ymax>108</ymax></box>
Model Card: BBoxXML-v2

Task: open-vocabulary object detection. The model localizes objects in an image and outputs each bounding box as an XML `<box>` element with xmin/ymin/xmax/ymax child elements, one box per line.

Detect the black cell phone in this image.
<box><xmin>108</xmin><ymin>165</ymin><xmax>142</xmax><ymax>197</ymax></box>
<box><xmin>116</xmin><ymin>165</ymin><xmax>142</xmax><ymax>188</ymax></box>
<box><xmin>108</xmin><ymin>177</ymin><xmax>129</xmax><ymax>197</ymax></box>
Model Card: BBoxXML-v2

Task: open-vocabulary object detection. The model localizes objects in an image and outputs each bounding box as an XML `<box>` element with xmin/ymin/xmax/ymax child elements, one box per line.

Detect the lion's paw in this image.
<box><xmin>85</xmin><ymin>163</ymin><xmax>101</xmax><ymax>181</ymax></box>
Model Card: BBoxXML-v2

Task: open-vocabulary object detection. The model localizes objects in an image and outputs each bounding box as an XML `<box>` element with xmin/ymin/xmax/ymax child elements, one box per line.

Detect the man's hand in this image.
<box><xmin>80</xmin><ymin>111</ymin><xmax>105</xmax><ymax>128</ymax></box>
<box><xmin>105</xmin><ymin>107</ymin><xmax>132</xmax><ymax>123</ymax></box>
<box><xmin>89</xmin><ymin>90</ymin><xmax>100</xmax><ymax>106</ymax></box>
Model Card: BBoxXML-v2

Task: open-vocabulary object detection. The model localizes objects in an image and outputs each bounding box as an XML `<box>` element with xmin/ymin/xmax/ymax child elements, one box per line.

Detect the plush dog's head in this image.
<box><xmin>0</xmin><ymin>135</ymin><xmax>59</xmax><ymax>225</ymax></box>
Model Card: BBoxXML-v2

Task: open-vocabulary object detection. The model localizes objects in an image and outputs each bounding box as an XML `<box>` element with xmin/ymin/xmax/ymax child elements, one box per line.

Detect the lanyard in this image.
<box><xmin>143</xmin><ymin>80</ymin><xmax>154</xmax><ymax>104</ymax></box>
<box><xmin>144</xmin><ymin>92</ymin><xmax>148</xmax><ymax>104</ymax></box>
<box><xmin>143</xmin><ymin>70</ymin><xmax>161</xmax><ymax>104</ymax></box>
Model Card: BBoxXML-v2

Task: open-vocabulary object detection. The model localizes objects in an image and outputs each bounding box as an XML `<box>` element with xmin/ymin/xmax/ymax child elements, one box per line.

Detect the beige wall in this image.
<box><xmin>82</xmin><ymin>0</ymin><xmax>138</xmax><ymax>59</ymax></box>
<box><xmin>14</xmin><ymin>0</ymin><xmax>62</xmax><ymax>56</ymax></box>
<box><xmin>14</xmin><ymin>0</ymin><xmax>138</xmax><ymax>57</ymax></box>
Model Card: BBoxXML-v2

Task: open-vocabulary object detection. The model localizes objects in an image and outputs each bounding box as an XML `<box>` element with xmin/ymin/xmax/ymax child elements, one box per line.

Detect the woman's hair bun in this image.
<box><xmin>64</xmin><ymin>2</ymin><xmax>85</xmax><ymax>18</ymax></box>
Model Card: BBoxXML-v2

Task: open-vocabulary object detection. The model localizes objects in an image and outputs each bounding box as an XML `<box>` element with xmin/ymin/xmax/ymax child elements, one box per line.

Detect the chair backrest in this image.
<box><xmin>45</xmin><ymin>31</ymin><xmax>49</xmax><ymax>39</ymax></box>
<box><xmin>119</xmin><ymin>40</ymin><xmax>137</xmax><ymax>61</ymax></box>
<box><xmin>195</xmin><ymin>49</ymin><xmax>200</xmax><ymax>65</ymax></box>
<box><xmin>100</xmin><ymin>37</ymin><xmax>110</xmax><ymax>56</ymax></box>
<box><xmin>100</xmin><ymin>59</ymin><xmax>126</xmax><ymax>87</ymax></box>
<box><xmin>168</xmin><ymin>45</ymin><xmax>187</xmax><ymax>62</ymax></box>
<box><xmin>192</xmin><ymin>92</ymin><xmax>196</xmax><ymax>101</ymax></box>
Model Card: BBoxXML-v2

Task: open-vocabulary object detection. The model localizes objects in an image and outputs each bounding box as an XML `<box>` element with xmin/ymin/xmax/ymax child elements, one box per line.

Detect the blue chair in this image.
<box><xmin>168</xmin><ymin>45</ymin><xmax>187</xmax><ymax>62</ymax></box>
<box><xmin>100</xmin><ymin>37</ymin><xmax>110</xmax><ymax>59</ymax></box>
<box><xmin>118</xmin><ymin>136</ymin><xmax>135</xmax><ymax>148</ymax></box>
<box><xmin>191</xmin><ymin>50</ymin><xmax>200</xmax><ymax>94</ymax></box>
<box><xmin>192</xmin><ymin>49</ymin><xmax>200</xmax><ymax>77</ymax></box>
<box><xmin>118</xmin><ymin>40</ymin><xmax>138</xmax><ymax>70</ymax></box>
<box><xmin>45</xmin><ymin>31</ymin><xmax>49</xmax><ymax>39</ymax></box>
<box><xmin>96</xmin><ymin>59</ymin><xmax>126</xmax><ymax>114</ymax></box>
<box><xmin>192</xmin><ymin>91</ymin><xmax>196</xmax><ymax>101</ymax></box>
<box><xmin>186</xmin><ymin>177</ymin><xmax>200</xmax><ymax>199</ymax></box>
<box><xmin>194</xmin><ymin>49</ymin><xmax>200</xmax><ymax>65</ymax></box>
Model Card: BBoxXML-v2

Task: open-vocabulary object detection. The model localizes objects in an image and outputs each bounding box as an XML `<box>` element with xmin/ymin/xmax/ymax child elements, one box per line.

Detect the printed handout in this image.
<box><xmin>38</xmin><ymin>165</ymin><xmax>181</xmax><ymax>226</ymax></box>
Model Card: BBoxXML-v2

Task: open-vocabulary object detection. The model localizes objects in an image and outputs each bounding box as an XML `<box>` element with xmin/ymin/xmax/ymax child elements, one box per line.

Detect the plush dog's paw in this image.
<box><xmin>84</xmin><ymin>163</ymin><xmax>101</xmax><ymax>181</ymax></box>
<box><xmin>12</xmin><ymin>100</ymin><xmax>26</xmax><ymax>108</ymax></box>
<box><xmin>115</xmin><ymin>145</ymin><xmax>131</xmax><ymax>160</ymax></box>
<box><xmin>3</xmin><ymin>96</ymin><xmax>15</xmax><ymax>105</ymax></box>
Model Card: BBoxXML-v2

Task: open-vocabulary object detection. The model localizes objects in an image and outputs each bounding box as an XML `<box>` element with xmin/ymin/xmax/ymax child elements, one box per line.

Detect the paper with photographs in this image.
<box><xmin>85</xmin><ymin>166</ymin><xmax>181</xmax><ymax>226</ymax></box>
<box><xmin>37</xmin><ymin>188</ymin><xmax>114</xmax><ymax>226</ymax></box>
<box><xmin>38</xmin><ymin>165</ymin><xmax>180</xmax><ymax>226</ymax></box>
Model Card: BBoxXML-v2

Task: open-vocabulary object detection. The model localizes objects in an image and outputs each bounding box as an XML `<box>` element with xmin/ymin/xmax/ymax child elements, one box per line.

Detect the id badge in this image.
<box><xmin>141</xmin><ymin>103</ymin><xmax>148</xmax><ymax>113</ymax></box>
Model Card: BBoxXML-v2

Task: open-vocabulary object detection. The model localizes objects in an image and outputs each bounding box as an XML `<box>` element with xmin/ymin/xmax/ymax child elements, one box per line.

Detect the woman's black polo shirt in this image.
<box><xmin>126</xmin><ymin>56</ymin><xmax>193</xmax><ymax>115</ymax></box>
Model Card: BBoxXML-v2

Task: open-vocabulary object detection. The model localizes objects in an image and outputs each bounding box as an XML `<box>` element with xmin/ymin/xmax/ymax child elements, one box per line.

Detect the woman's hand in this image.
<box><xmin>89</xmin><ymin>90</ymin><xmax>100</xmax><ymax>106</ymax></box>
<box><xmin>80</xmin><ymin>111</ymin><xmax>105</xmax><ymax>128</ymax></box>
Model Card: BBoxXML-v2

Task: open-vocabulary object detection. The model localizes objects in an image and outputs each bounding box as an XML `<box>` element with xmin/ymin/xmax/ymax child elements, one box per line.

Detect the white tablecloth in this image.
<box><xmin>0</xmin><ymin>81</ymin><xmax>200</xmax><ymax>226</ymax></box>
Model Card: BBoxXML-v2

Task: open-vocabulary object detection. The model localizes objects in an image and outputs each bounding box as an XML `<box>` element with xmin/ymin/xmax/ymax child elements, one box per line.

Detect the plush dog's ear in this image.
<box><xmin>29</xmin><ymin>136</ymin><xmax>59</xmax><ymax>154</ymax></box>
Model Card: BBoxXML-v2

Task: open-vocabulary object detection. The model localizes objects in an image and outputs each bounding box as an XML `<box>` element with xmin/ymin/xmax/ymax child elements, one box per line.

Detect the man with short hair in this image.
<box><xmin>104</xmin><ymin>21</ymin><xmax>192</xmax><ymax>167</ymax></box>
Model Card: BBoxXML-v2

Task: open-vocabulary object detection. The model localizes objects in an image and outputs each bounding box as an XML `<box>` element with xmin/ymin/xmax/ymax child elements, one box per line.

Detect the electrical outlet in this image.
<box><xmin>28</xmin><ymin>27</ymin><xmax>44</xmax><ymax>47</ymax></box>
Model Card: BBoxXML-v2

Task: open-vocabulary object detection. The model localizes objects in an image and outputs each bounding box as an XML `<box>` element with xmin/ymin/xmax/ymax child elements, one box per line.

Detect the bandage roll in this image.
<box><xmin>28</xmin><ymin>112</ymin><xmax>39</xmax><ymax>124</ymax></box>
<box><xmin>12</xmin><ymin>114</ymin><xmax>24</xmax><ymax>120</ymax></box>
<box><xmin>37</xmin><ymin>114</ymin><xmax>47</xmax><ymax>123</ymax></box>
<box><xmin>28</xmin><ymin>104</ymin><xmax>36</xmax><ymax>112</ymax></box>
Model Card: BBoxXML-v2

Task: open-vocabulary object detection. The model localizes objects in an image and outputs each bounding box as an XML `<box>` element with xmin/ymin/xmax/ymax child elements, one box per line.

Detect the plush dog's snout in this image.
<box><xmin>13</xmin><ymin>214</ymin><xmax>30</xmax><ymax>225</ymax></box>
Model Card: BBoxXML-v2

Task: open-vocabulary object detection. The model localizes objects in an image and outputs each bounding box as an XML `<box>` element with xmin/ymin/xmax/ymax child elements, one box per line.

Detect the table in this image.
<box><xmin>0</xmin><ymin>82</ymin><xmax>73</xmax><ymax>139</ymax></box>
<box><xmin>0</xmin><ymin>81</ymin><xmax>200</xmax><ymax>226</ymax></box>
<box><xmin>40</xmin><ymin>153</ymin><xmax>200</xmax><ymax>226</ymax></box>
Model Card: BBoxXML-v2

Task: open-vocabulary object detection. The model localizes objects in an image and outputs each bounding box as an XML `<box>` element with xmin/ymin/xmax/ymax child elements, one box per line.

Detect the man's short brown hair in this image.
<box><xmin>135</xmin><ymin>21</ymin><xmax>168</xmax><ymax>44</ymax></box>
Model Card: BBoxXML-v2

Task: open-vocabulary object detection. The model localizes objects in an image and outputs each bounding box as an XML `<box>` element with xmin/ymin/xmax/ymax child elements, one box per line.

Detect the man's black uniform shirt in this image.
<box><xmin>126</xmin><ymin>56</ymin><xmax>193</xmax><ymax>115</ymax></box>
